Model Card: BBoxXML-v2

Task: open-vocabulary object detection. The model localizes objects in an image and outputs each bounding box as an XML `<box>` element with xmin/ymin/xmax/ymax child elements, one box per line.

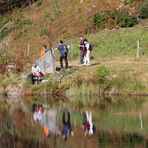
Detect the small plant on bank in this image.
<box><xmin>93</xmin><ymin>13</ymin><xmax>105</xmax><ymax>29</ymax></box>
<box><xmin>96</xmin><ymin>66</ymin><xmax>110</xmax><ymax>79</ymax></box>
<box><xmin>114</xmin><ymin>10</ymin><xmax>138</xmax><ymax>27</ymax></box>
<box><xmin>92</xmin><ymin>66</ymin><xmax>111</xmax><ymax>94</ymax></box>
<box><xmin>139</xmin><ymin>2</ymin><xmax>148</xmax><ymax>19</ymax></box>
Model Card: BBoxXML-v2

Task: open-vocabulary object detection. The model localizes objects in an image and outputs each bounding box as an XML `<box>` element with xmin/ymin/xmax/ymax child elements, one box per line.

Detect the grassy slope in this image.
<box><xmin>2</xmin><ymin>0</ymin><xmax>146</xmax><ymax>61</ymax></box>
<box><xmin>67</xmin><ymin>26</ymin><xmax>148</xmax><ymax>60</ymax></box>
<box><xmin>0</xmin><ymin>25</ymin><xmax>148</xmax><ymax>95</ymax></box>
<box><xmin>1</xmin><ymin>0</ymin><xmax>121</xmax><ymax>59</ymax></box>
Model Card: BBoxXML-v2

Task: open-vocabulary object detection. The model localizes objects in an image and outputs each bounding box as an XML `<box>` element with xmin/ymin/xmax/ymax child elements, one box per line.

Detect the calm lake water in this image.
<box><xmin>0</xmin><ymin>95</ymin><xmax>148</xmax><ymax>148</ymax></box>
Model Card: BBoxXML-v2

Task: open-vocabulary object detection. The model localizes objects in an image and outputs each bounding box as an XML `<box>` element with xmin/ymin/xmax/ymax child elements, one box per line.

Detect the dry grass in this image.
<box><xmin>5</xmin><ymin>0</ymin><xmax>136</xmax><ymax>57</ymax></box>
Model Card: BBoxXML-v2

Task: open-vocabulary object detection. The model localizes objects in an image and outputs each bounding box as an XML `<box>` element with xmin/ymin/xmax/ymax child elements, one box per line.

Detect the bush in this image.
<box><xmin>96</xmin><ymin>66</ymin><xmax>110</xmax><ymax>79</ymax></box>
<box><xmin>93</xmin><ymin>13</ymin><xmax>105</xmax><ymax>29</ymax></box>
<box><xmin>139</xmin><ymin>2</ymin><xmax>148</xmax><ymax>19</ymax></box>
<box><xmin>114</xmin><ymin>10</ymin><xmax>138</xmax><ymax>27</ymax></box>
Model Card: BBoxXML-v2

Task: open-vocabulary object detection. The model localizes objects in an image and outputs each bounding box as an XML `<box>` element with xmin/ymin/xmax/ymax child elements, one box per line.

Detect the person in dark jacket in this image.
<box><xmin>79</xmin><ymin>36</ymin><xmax>85</xmax><ymax>64</ymax></box>
<box><xmin>58</xmin><ymin>40</ymin><xmax>68</xmax><ymax>69</ymax></box>
<box><xmin>62</xmin><ymin>112</ymin><xmax>73</xmax><ymax>140</ymax></box>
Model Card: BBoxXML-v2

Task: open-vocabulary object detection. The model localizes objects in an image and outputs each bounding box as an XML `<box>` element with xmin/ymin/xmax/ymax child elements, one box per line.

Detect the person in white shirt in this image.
<box><xmin>83</xmin><ymin>39</ymin><xmax>90</xmax><ymax>65</ymax></box>
<box><xmin>31</xmin><ymin>63</ymin><xmax>43</xmax><ymax>84</ymax></box>
<box><xmin>32</xmin><ymin>64</ymin><xmax>41</xmax><ymax>75</ymax></box>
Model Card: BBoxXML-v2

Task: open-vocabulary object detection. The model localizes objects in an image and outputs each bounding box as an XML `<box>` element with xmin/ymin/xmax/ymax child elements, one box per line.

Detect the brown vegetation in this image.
<box><xmin>3</xmin><ymin>0</ymin><xmax>145</xmax><ymax>59</ymax></box>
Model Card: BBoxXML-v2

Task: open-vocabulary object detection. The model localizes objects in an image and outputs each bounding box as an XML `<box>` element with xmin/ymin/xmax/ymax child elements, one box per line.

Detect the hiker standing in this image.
<box><xmin>58</xmin><ymin>40</ymin><xmax>68</xmax><ymax>69</ymax></box>
<box><xmin>40</xmin><ymin>45</ymin><xmax>48</xmax><ymax>57</ymax></box>
<box><xmin>79</xmin><ymin>36</ymin><xmax>85</xmax><ymax>64</ymax></box>
<box><xmin>62</xmin><ymin>112</ymin><xmax>73</xmax><ymax>140</ymax></box>
<box><xmin>83</xmin><ymin>39</ymin><xmax>91</xmax><ymax>65</ymax></box>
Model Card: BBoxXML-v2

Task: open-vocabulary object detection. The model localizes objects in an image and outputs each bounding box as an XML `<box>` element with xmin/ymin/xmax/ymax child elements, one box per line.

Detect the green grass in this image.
<box><xmin>65</xmin><ymin>26</ymin><xmax>148</xmax><ymax>60</ymax></box>
<box><xmin>0</xmin><ymin>15</ymin><xmax>12</xmax><ymax>38</ymax></box>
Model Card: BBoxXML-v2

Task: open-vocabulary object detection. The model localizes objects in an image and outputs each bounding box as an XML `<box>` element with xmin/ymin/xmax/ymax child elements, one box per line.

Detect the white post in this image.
<box><xmin>27</xmin><ymin>43</ymin><xmax>30</xmax><ymax>56</ymax></box>
<box><xmin>136</xmin><ymin>40</ymin><xmax>140</xmax><ymax>59</ymax></box>
<box><xmin>139</xmin><ymin>113</ymin><xmax>143</xmax><ymax>131</ymax></box>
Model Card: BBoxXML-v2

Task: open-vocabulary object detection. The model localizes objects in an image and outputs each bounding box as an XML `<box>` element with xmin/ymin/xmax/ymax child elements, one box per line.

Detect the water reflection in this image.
<box><xmin>0</xmin><ymin>96</ymin><xmax>148</xmax><ymax>148</ymax></box>
<box><xmin>33</xmin><ymin>103</ymin><xmax>58</xmax><ymax>137</ymax></box>
<box><xmin>82</xmin><ymin>111</ymin><xmax>96</xmax><ymax>136</ymax></box>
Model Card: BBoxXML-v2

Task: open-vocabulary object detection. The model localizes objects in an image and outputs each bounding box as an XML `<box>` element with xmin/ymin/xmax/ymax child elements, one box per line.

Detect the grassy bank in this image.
<box><xmin>0</xmin><ymin>25</ymin><xmax>147</xmax><ymax>97</ymax></box>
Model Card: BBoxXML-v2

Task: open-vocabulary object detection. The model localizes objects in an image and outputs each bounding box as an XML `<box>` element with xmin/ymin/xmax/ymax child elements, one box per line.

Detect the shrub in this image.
<box><xmin>96</xmin><ymin>66</ymin><xmax>110</xmax><ymax>79</ymax></box>
<box><xmin>114</xmin><ymin>10</ymin><xmax>138</xmax><ymax>27</ymax></box>
<box><xmin>139</xmin><ymin>2</ymin><xmax>148</xmax><ymax>19</ymax></box>
<box><xmin>93</xmin><ymin>13</ymin><xmax>105</xmax><ymax>29</ymax></box>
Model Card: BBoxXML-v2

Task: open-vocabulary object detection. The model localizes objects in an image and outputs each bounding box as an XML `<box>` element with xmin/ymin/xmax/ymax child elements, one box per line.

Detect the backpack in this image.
<box><xmin>89</xmin><ymin>44</ymin><xmax>93</xmax><ymax>51</ymax></box>
<box><xmin>62</xmin><ymin>44</ymin><xmax>68</xmax><ymax>54</ymax></box>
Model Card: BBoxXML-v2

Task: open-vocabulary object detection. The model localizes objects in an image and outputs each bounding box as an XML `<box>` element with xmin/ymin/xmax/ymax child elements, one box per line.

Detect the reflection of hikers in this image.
<box><xmin>41</xmin><ymin>108</ymin><xmax>59</xmax><ymax>137</ymax></box>
<box><xmin>33</xmin><ymin>104</ymin><xmax>44</xmax><ymax>122</ymax></box>
<box><xmin>31</xmin><ymin>63</ymin><xmax>44</xmax><ymax>84</ymax></box>
<box><xmin>83</xmin><ymin>39</ymin><xmax>91</xmax><ymax>65</ymax></box>
<box><xmin>79</xmin><ymin>36</ymin><xmax>85</xmax><ymax>64</ymax></box>
<box><xmin>82</xmin><ymin>111</ymin><xmax>96</xmax><ymax>136</ymax></box>
<box><xmin>40</xmin><ymin>45</ymin><xmax>48</xmax><ymax>57</ymax></box>
<box><xmin>44</xmin><ymin>126</ymin><xmax>50</xmax><ymax>137</ymax></box>
<box><xmin>58</xmin><ymin>40</ymin><xmax>68</xmax><ymax>69</ymax></box>
<box><xmin>62</xmin><ymin>112</ymin><xmax>73</xmax><ymax>140</ymax></box>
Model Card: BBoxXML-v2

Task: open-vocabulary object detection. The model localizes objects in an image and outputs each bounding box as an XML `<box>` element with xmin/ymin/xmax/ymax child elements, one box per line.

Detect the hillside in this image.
<box><xmin>0</xmin><ymin>0</ymin><xmax>147</xmax><ymax>55</ymax></box>
<box><xmin>0</xmin><ymin>0</ymin><xmax>148</xmax><ymax>74</ymax></box>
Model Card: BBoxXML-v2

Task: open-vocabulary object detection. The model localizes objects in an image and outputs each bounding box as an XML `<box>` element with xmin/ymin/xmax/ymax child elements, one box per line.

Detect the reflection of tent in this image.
<box><xmin>36</xmin><ymin>50</ymin><xmax>56</xmax><ymax>74</ymax></box>
<box><xmin>41</xmin><ymin>108</ymin><xmax>58</xmax><ymax>134</ymax></box>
